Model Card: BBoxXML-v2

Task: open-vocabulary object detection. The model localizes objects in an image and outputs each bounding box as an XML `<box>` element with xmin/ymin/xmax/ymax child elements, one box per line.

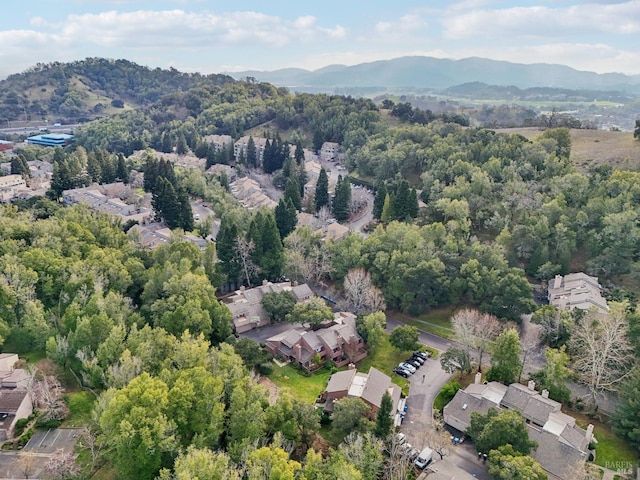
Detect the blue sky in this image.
<box><xmin>2</xmin><ymin>0</ymin><xmax>640</xmax><ymax>79</ymax></box>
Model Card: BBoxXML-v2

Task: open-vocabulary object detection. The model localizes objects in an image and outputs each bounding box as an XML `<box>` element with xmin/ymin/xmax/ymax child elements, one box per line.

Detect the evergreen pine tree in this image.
<box><xmin>395</xmin><ymin>180</ymin><xmax>411</xmax><ymax>221</ymax></box>
<box><xmin>97</xmin><ymin>149</ymin><xmax>116</xmax><ymax>183</ymax></box>
<box><xmin>246</xmin><ymin>137</ymin><xmax>257</xmax><ymax>168</ymax></box>
<box><xmin>313</xmin><ymin>130</ymin><xmax>324</xmax><ymax>152</ymax></box>
<box><xmin>176</xmin><ymin>186</ymin><xmax>194</xmax><ymax>231</ymax></box>
<box><xmin>160</xmin><ymin>130</ymin><xmax>174</xmax><ymax>153</ymax></box>
<box><xmin>116</xmin><ymin>154</ymin><xmax>129</xmax><ymax>183</ymax></box>
<box><xmin>284</xmin><ymin>178</ymin><xmax>302</xmax><ymax>211</ymax></box>
<box><xmin>380</xmin><ymin>193</ymin><xmax>395</xmax><ymax>224</ymax></box>
<box><xmin>332</xmin><ymin>175</ymin><xmax>352</xmax><ymax>222</ymax></box>
<box><xmin>275</xmin><ymin>198</ymin><xmax>298</xmax><ymax>239</ymax></box>
<box><xmin>294</xmin><ymin>140</ymin><xmax>305</xmax><ymax>165</ymax></box>
<box><xmin>298</xmin><ymin>163</ymin><xmax>307</xmax><ymax>197</ymax></box>
<box><xmin>143</xmin><ymin>158</ymin><xmax>158</xmax><ymax>192</ymax></box>
<box><xmin>315</xmin><ymin>167</ymin><xmax>329</xmax><ymax>212</ymax></box>
<box><xmin>216</xmin><ymin>216</ymin><xmax>241</xmax><ymax>284</ymax></box>
<box><xmin>53</xmin><ymin>147</ymin><xmax>65</xmax><ymax>163</ymax></box>
<box><xmin>408</xmin><ymin>187</ymin><xmax>419</xmax><ymax>219</ymax></box>
<box><xmin>263</xmin><ymin>138</ymin><xmax>275</xmax><ymax>173</ymax></box>
<box><xmin>258</xmin><ymin>211</ymin><xmax>284</xmax><ymax>280</ymax></box>
<box><xmin>375</xmin><ymin>392</ymin><xmax>394</xmax><ymax>438</ymax></box>
<box><xmin>86</xmin><ymin>152</ymin><xmax>102</xmax><ymax>183</ymax></box>
<box><xmin>282</xmin><ymin>156</ymin><xmax>294</xmax><ymax>179</ymax></box>
<box><xmin>176</xmin><ymin>133</ymin><xmax>188</xmax><ymax>155</ymax></box>
<box><xmin>373</xmin><ymin>181</ymin><xmax>387</xmax><ymax>220</ymax></box>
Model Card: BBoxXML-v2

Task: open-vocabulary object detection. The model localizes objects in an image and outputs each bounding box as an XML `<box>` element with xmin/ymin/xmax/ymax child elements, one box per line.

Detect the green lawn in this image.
<box><xmin>358</xmin><ymin>336</ymin><xmax>411</xmax><ymax>395</ymax></box>
<box><xmin>63</xmin><ymin>391</ymin><xmax>96</xmax><ymax>427</ymax></box>
<box><xmin>268</xmin><ymin>364</ymin><xmax>333</xmax><ymax>404</ymax></box>
<box><xmin>390</xmin><ymin>306</ymin><xmax>459</xmax><ymax>339</ymax></box>
<box><xmin>571</xmin><ymin>411</ymin><xmax>639</xmax><ymax>468</ymax></box>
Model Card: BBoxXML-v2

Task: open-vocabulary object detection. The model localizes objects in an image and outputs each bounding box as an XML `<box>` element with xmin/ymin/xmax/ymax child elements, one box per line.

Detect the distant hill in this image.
<box><xmin>229</xmin><ymin>56</ymin><xmax>640</xmax><ymax>93</ymax></box>
<box><xmin>0</xmin><ymin>58</ymin><xmax>234</xmax><ymax>124</ymax></box>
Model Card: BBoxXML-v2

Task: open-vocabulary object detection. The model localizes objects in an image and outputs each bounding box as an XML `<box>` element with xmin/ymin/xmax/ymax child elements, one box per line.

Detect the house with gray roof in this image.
<box><xmin>226</xmin><ymin>281</ymin><xmax>314</xmax><ymax>333</ymax></box>
<box><xmin>0</xmin><ymin>354</ymin><xmax>33</xmax><ymax>440</ymax></box>
<box><xmin>321</xmin><ymin>366</ymin><xmax>402</xmax><ymax>415</ymax></box>
<box><xmin>548</xmin><ymin>272</ymin><xmax>609</xmax><ymax>314</ymax></box>
<box><xmin>443</xmin><ymin>378</ymin><xmax>594</xmax><ymax>480</ymax></box>
<box><xmin>265</xmin><ymin>312</ymin><xmax>367</xmax><ymax>370</ymax></box>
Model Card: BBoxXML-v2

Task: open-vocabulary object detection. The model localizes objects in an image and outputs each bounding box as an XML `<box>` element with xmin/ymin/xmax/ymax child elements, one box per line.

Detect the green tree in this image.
<box><xmin>487</xmin><ymin>329</ymin><xmax>522</xmax><ymax>384</ymax></box>
<box><xmin>469</xmin><ymin>408</ymin><xmax>537</xmax><ymax>456</ymax></box>
<box><xmin>440</xmin><ymin>347</ymin><xmax>473</xmax><ymax>374</ymax></box>
<box><xmin>284</xmin><ymin>177</ymin><xmax>302</xmax><ymax>211</ymax></box>
<box><xmin>275</xmin><ymin>198</ymin><xmax>297</xmax><ymax>239</ymax></box>
<box><xmin>528</xmin><ymin>347</ymin><xmax>571</xmax><ymax>402</ymax></box>
<box><xmin>374</xmin><ymin>391</ymin><xmax>394</xmax><ymax>438</ymax></box>
<box><xmin>294</xmin><ymin>140</ymin><xmax>305</xmax><ymax>165</ymax></box>
<box><xmin>613</xmin><ymin>367</ymin><xmax>640</xmax><ymax>451</ymax></box>
<box><xmin>389</xmin><ymin>325</ymin><xmax>419</xmax><ymax>352</ymax></box>
<box><xmin>233</xmin><ymin>337</ymin><xmax>271</xmax><ymax>370</ymax></box>
<box><xmin>246</xmin><ymin>137</ymin><xmax>257</xmax><ymax>168</ymax></box>
<box><xmin>246</xmin><ymin>446</ymin><xmax>302</xmax><ymax>480</ymax></box>
<box><xmin>332</xmin><ymin>397</ymin><xmax>372</xmax><ymax>436</ymax></box>
<box><xmin>357</xmin><ymin>311</ymin><xmax>386</xmax><ymax>348</ymax></box>
<box><xmin>339</xmin><ymin>432</ymin><xmax>384</xmax><ymax>480</ymax></box>
<box><xmin>372</xmin><ymin>181</ymin><xmax>387</xmax><ymax>220</ymax></box>
<box><xmin>215</xmin><ymin>216</ymin><xmax>241</xmax><ymax>283</ymax></box>
<box><xmin>116</xmin><ymin>153</ymin><xmax>129</xmax><ymax>183</ymax></box>
<box><xmin>286</xmin><ymin>297</ymin><xmax>333</xmax><ymax>326</ymax></box>
<box><xmin>380</xmin><ymin>193</ymin><xmax>394</xmax><ymax>224</ymax></box>
<box><xmin>98</xmin><ymin>373</ymin><xmax>177</xmax><ymax>480</ymax></box>
<box><xmin>315</xmin><ymin>167</ymin><xmax>329</xmax><ymax>211</ymax></box>
<box><xmin>160</xmin><ymin>446</ymin><xmax>240</xmax><ymax>480</ymax></box>
<box><xmin>176</xmin><ymin>133</ymin><xmax>188</xmax><ymax>155</ymax></box>
<box><xmin>261</xmin><ymin>291</ymin><xmax>297</xmax><ymax>323</ymax></box>
<box><xmin>488</xmin><ymin>445</ymin><xmax>547</xmax><ymax>480</ymax></box>
<box><xmin>635</xmin><ymin>119</ymin><xmax>640</xmax><ymax>139</ymax></box>
<box><xmin>332</xmin><ymin>175</ymin><xmax>351</xmax><ymax>221</ymax></box>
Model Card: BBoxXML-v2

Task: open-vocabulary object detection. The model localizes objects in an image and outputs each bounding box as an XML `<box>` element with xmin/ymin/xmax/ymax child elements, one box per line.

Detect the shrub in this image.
<box><xmin>14</xmin><ymin>418</ymin><xmax>29</xmax><ymax>437</ymax></box>
<box><xmin>258</xmin><ymin>363</ymin><xmax>273</xmax><ymax>375</ymax></box>
<box><xmin>17</xmin><ymin>428</ymin><xmax>34</xmax><ymax>448</ymax></box>
<box><xmin>36</xmin><ymin>417</ymin><xmax>62</xmax><ymax>429</ymax></box>
<box><xmin>434</xmin><ymin>380</ymin><xmax>461</xmax><ymax>411</ymax></box>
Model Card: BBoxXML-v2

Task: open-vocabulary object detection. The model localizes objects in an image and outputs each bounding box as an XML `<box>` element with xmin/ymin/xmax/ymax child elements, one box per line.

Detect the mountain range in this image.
<box><xmin>229</xmin><ymin>56</ymin><xmax>640</xmax><ymax>93</ymax></box>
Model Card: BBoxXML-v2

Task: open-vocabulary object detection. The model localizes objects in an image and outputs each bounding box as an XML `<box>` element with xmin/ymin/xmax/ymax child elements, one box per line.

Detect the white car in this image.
<box><xmin>399</xmin><ymin>362</ymin><xmax>416</xmax><ymax>374</ymax></box>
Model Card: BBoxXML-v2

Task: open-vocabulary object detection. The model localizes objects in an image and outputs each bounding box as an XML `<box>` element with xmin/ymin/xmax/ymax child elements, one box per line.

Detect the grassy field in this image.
<box><xmin>268</xmin><ymin>363</ymin><xmax>333</xmax><ymax>404</ymax></box>
<box><xmin>358</xmin><ymin>335</ymin><xmax>412</xmax><ymax>395</ymax></box>
<box><xmin>495</xmin><ymin>127</ymin><xmax>640</xmax><ymax>172</ymax></box>
<box><xmin>390</xmin><ymin>306</ymin><xmax>458</xmax><ymax>339</ymax></box>
<box><xmin>63</xmin><ymin>391</ymin><xmax>96</xmax><ymax>427</ymax></box>
<box><xmin>570</xmin><ymin>410</ymin><xmax>639</xmax><ymax>468</ymax></box>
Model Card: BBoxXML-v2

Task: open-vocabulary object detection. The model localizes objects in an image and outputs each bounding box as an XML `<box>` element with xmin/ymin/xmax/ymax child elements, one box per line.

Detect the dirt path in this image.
<box><xmin>258</xmin><ymin>376</ymin><xmax>279</xmax><ymax>406</ymax></box>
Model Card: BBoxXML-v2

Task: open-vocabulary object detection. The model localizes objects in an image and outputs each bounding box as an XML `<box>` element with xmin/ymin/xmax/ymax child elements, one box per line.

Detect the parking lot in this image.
<box><xmin>0</xmin><ymin>428</ymin><xmax>81</xmax><ymax>479</ymax></box>
<box><xmin>23</xmin><ymin>427</ymin><xmax>80</xmax><ymax>454</ymax></box>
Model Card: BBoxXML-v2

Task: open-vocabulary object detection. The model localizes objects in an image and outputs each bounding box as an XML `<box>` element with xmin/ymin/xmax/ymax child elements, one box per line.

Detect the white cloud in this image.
<box><xmin>442</xmin><ymin>2</ymin><xmax>640</xmax><ymax>39</ymax></box>
<box><xmin>12</xmin><ymin>9</ymin><xmax>347</xmax><ymax>51</ymax></box>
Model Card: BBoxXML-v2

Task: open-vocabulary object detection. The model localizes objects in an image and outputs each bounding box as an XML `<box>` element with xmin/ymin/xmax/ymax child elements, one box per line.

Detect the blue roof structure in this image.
<box><xmin>26</xmin><ymin>133</ymin><xmax>74</xmax><ymax>147</ymax></box>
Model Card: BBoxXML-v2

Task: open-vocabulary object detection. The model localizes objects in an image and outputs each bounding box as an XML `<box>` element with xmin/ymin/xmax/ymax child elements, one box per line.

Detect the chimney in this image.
<box><xmin>474</xmin><ymin>372</ymin><xmax>482</xmax><ymax>384</ymax></box>
<box><xmin>586</xmin><ymin>424</ymin><xmax>594</xmax><ymax>443</ymax></box>
<box><xmin>262</xmin><ymin>279</ymin><xmax>268</xmax><ymax>286</ymax></box>
<box><xmin>528</xmin><ymin>380</ymin><xmax>536</xmax><ymax>391</ymax></box>
<box><xmin>293</xmin><ymin>280</ymin><xmax>298</xmax><ymax>287</ymax></box>
<box><xmin>294</xmin><ymin>344</ymin><xmax>302</xmax><ymax>362</ymax></box>
<box><xmin>348</xmin><ymin>363</ymin><xmax>356</xmax><ymax>370</ymax></box>
<box><xmin>240</xmin><ymin>285</ymin><xmax>245</xmax><ymax>292</ymax></box>
<box><xmin>541</xmin><ymin>389</ymin><xmax>549</xmax><ymax>398</ymax></box>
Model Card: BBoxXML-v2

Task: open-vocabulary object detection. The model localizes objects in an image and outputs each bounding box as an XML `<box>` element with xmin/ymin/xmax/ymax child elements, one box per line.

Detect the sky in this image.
<box><xmin>2</xmin><ymin>0</ymin><xmax>640</xmax><ymax>80</ymax></box>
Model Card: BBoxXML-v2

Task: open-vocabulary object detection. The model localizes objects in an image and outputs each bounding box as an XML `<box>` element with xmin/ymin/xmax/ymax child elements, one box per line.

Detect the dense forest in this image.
<box><xmin>1</xmin><ymin>59</ymin><xmax>640</xmax><ymax>479</ymax></box>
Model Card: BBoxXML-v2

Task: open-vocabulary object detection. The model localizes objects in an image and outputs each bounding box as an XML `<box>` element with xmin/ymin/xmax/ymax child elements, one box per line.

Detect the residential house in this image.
<box><xmin>226</xmin><ymin>281</ymin><xmax>314</xmax><ymax>333</ymax></box>
<box><xmin>0</xmin><ymin>354</ymin><xmax>33</xmax><ymax>440</ymax></box>
<box><xmin>265</xmin><ymin>312</ymin><xmax>367</xmax><ymax>370</ymax></box>
<box><xmin>320</xmin><ymin>142</ymin><xmax>340</xmax><ymax>161</ymax></box>
<box><xmin>443</xmin><ymin>377</ymin><xmax>594</xmax><ymax>480</ymax></box>
<box><xmin>0</xmin><ymin>174</ymin><xmax>28</xmax><ymax>202</ymax></box>
<box><xmin>62</xmin><ymin>182</ymin><xmax>154</xmax><ymax>225</ymax></box>
<box><xmin>128</xmin><ymin>223</ymin><xmax>208</xmax><ymax>250</ymax></box>
<box><xmin>229</xmin><ymin>176</ymin><xmax>277</xmax><ymax>210</ymax></box>
<box><xmin>548</xmin><ymin>272</ymin><xmax>609</xmax><ymax>314</ymax></box>
<box><xmin>320</xmin><ymin>366</ymin><xmax>402</xmax><ymax>415</ymax></box>
<box><xmin>315</xmin><ymin>222</ymin><xmax>350</xmax><ymax>242</ymax></box>
<box><xmin>234</xmin><ymin>136</ymin><xmax>268</xmax><ymax>165</ymax></box>
<box><xmin>203</xmin><ymin>134</ymin><xmax>233</xmax><ymax>152</ymax></box>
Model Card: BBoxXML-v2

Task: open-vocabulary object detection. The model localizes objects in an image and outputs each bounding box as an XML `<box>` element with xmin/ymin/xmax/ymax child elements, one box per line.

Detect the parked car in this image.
<box><xmin>405</xmin><ymin>358</ymin><xmax>422</xmax><ymax>369</ymax></box>
<box><xmin>408</xmin><ymin>447</ymin><xmax>420</xmax><ymax>461</ymax></box>
<box><xmin>414</xmin><ymin>351</ymin><xmax>429</xmax><ymax>360</ymax></box>
<box><xmin>410</xmin><ymin>355</ymin><xmax>425</xmax><ymax>365</ymax></box>
<box><xmin>399</xmin><ymin>362</ymin><xmax>416</xmax><ymax>374</ymax></box>
<box><xmin>395</xmin><ymin>432</ymin><xmax>406</xmax><ymax>445</ymax></box>
<box><xmin>393</xmin><ymin>367</ymin><xmax>410</xmax><ymax>378</ymax></box>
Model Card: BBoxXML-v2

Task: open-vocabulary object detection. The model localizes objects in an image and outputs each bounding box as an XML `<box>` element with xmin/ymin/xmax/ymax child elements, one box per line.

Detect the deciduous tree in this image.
<box><xmin>389</xmin><ymin>325</ymin><xmax>419</xmax><ymax>352</ymax></box>
<box><xmin>343</xmin><ymin>268</ymin><xmax>386</xmax><ymax>314</ymax></box>
<box><xmin>487</xmin><ymin>328</ymin><xmax>522</xmax><ymax>385</ymax></box>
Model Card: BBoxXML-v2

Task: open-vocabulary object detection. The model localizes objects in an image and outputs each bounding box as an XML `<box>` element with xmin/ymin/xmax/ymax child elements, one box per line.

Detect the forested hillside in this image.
<box><xmin>0</xmin><ymin>58</ymin><xmax>234</xmax><ymax>124</ymax></box>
